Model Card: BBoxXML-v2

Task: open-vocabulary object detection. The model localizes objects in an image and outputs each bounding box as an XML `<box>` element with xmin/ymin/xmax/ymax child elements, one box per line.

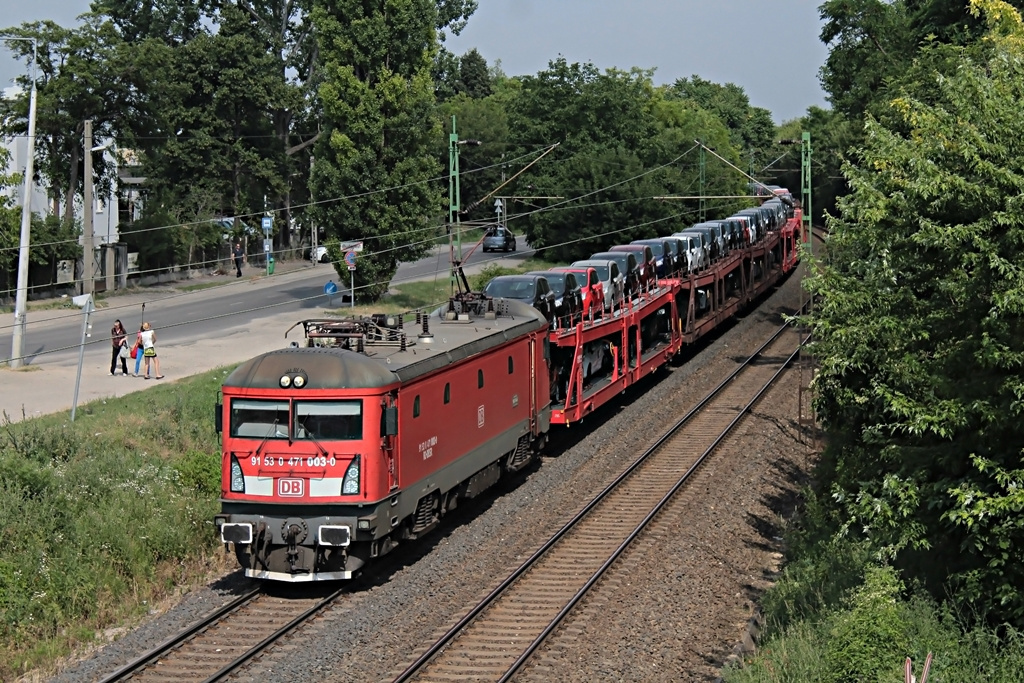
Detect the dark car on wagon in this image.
<box><xmin>551</xmin><ymin>266</ymin><xmax>604</xmax><ymax>319</ymax></box>
<box><xmin>631</xmin><ymin>238</ymin><xmax>676</xmax><ymax>278</ymax></box>
<box><xmin>527</xmin><ymin>270</ymin><xmax>581</xmax><ymax>327</ymax></box>
<box><xmin>590</xmin><ymin>251</ymin><xmax>640</xmax><ymax>299</ymax></box>
<box><xmin>609</xmin><ymin>244</ymin><xmax>656</xmax><ymax>290</ymax></box>
<box><xmin>484</xmin><ymin>274</ymin><xmax>555</xmax><ymax>323</ymax></box>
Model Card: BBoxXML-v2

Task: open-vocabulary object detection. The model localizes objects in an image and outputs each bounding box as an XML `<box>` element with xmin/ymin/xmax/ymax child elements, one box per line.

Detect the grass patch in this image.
<box><xmin>0</xmin><ymin>368</ymin><xmax>236</xmax><ymax>680</ymax></box>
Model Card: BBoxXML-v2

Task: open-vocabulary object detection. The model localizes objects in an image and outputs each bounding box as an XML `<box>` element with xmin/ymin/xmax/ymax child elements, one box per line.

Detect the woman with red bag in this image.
<box><xmin>131</xmin><ymin>324</ymin><xmax>145</xmax><ymax>377</ymax></box>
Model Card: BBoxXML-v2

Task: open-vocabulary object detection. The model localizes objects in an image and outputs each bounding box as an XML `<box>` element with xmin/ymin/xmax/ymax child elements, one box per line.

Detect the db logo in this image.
<box><xmin>278</xmin><ymin>478</ymin><xmax>304</xmax><ymax>497</ymax></box>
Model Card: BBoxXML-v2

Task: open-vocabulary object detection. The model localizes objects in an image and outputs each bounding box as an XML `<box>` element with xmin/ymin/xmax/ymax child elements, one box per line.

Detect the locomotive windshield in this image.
<box><xmin>295</xmin><ymin>400</ymin><xmax>363</xmax><ymax>441</ymax></box>
<box><xmin>231</xmin><ymin>399</ymin><xmax>290</xmax><ymax>439</ymax></box>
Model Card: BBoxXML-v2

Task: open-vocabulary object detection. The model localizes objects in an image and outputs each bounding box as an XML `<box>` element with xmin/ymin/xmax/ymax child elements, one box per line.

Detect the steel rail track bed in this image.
<box><xmin>392</xmin><ymin>322</ymin><xmax>803</xmax><ymax>683</ymax></box>
<box><xmin>100</xmin><ymin>586</ymin><xmax>345</xmax><ymax>682</ymax></box>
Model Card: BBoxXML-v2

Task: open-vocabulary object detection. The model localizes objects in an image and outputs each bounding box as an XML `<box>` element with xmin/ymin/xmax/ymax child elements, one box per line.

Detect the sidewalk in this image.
<box><xmin>0</xmin><ymin>249</ymin><xmax>528</xmax><ymax>423</ymax></box>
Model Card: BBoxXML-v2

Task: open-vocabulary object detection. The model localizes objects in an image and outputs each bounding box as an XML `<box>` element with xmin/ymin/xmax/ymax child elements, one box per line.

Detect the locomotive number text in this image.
<box><xmin>250</xmin><ymin>455</ymin><xmax>336</xmax><ymax>467</ymax></box>
<box><xmin>419</xmin><ymin>435</ymin><xmax>438</xmax><ymax>460</ymax></box>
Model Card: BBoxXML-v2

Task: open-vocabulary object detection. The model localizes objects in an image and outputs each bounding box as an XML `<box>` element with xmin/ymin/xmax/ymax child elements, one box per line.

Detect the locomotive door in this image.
<box><xmin>382</xmin><ymin>393</ymin><xmax>399</xmax><ymax>490</ymax></box>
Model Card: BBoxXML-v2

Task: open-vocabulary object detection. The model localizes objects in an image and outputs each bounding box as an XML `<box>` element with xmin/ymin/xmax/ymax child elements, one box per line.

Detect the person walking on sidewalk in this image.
<box><xmin>139</xmin><ymin>322</ymin><xmax>164</xmax><ymax>379</ymax></box>
<box><xmin>233</xmin><ymin>242</ymin><xmax>245</xmax><ymax>278</ymax></box>
<box><xmin>110</xmin><ymin>319</ymin><xmax>129</xmax><ymax>376</ymax></box>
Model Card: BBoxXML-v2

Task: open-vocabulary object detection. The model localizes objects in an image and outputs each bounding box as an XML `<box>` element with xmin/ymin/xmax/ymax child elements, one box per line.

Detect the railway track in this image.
<box><xmin>99</xmin><ymin>585</ymin><xmax>344</xmax><ymax>682</ymax></box>
<box><xmin>391</xmin><ymin>322</ymin><xmax>803</xmax><ymax>683</ymax></box>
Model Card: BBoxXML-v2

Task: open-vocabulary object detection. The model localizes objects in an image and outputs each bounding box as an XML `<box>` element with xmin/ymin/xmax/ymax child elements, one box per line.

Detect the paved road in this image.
<box><xmin>0</xmin><ymin>238</ymin><xmax>537</xmax><ymax>421</ymax></box>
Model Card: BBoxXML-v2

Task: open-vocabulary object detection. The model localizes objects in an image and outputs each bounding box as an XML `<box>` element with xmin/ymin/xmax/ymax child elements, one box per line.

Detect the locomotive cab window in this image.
<box><xmin>294</xmin><ymin>400</ymin><xmax>362</xmax><ymax>441</ymax></box>
<box><xmin>508</xmin><ymin>356</ymin><xmax>514</xmax><ymax>374</ymax></box>
<box><xmin>478</xmin><ymin>369</ymin><xmax>484</xmax><ymax>388</ymax></box>
<box><xmin>413</xmin><ymin>395</ymin><xmax>421</xmax><ymax>417</ymax></box>
<box><xmin>444</xmin><ymin>383</ymin><xmax>451</xmax><ymax>404</ymax></box>
<box><xmin>230</xmin><ymin>399</ymin><xmax>290</xmax><ymax>439</ymax></box>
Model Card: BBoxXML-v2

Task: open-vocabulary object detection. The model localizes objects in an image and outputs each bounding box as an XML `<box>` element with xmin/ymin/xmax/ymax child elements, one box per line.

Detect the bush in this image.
<box><xmin>823</xmin><ymin>565</ymin><xmax>909</xmax><ymax>682</ymax></box>
<box><xmin>175</xmin><ymin>449</ymin><xmax>221</xmax><ymax>496</ymax></box>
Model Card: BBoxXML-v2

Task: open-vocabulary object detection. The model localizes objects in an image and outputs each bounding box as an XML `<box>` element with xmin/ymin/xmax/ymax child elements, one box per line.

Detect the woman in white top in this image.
<box><xmin>140</xmin><ymin>322</ymin><xmax>164</xmax><ymax>379</ymax></box>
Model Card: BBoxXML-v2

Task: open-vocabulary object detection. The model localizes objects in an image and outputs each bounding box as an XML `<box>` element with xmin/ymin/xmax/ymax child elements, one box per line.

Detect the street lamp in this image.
<box><xmin>6</xmin><ymin>36</ymin><xmax>38</xmax><ymax>369</ymax></box>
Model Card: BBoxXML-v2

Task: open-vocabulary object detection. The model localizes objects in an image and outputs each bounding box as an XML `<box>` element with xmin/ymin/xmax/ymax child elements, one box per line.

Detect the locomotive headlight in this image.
<box><xmin>342</xmin><ymin>455</ymin><xmax>360</xmax><ymax>495</ymax></box>
<box><xmin>279</xmin><ymin>374</ymin><xmax>292</xmax><ymax>388</ymax></box>
<box><xmin>230</xmin><ymin>456</ymin><xmax>245</xmax><ymax>493</ymax></box>
<box><xmin>293</xmin><ymin>374</ymin><xmax>306</xmax><ymax>388</ymax></box>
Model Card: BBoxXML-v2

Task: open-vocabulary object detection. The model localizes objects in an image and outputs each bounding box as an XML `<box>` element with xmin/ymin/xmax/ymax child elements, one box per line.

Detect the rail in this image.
<box><xmin>392</xmin><ymin>320</ymin><xmax>805</xmax><ymax>682</ymax></box>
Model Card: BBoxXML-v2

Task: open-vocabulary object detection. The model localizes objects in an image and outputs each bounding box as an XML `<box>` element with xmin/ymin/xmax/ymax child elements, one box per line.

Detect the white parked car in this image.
<box><xmin>310</xmin><ymin>246</ymin><xmax>329</xmax><ymax>263</ymax></box>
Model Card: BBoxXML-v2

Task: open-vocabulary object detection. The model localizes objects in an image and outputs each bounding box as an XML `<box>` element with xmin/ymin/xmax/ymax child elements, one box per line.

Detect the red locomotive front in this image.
<box><xmin>215</xmin><ymin>298</ymin><xmax>551</xmax><ymax>581</ymax></box>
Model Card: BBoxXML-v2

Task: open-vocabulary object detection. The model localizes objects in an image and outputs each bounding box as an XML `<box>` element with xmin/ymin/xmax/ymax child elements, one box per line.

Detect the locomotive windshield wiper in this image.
<box><xmin>255</xmin><ymin>419</ymin><xmax>278</xmax><ymax>458</ymax></box>
<box><xmin>298</xmin><ymin>418</ymin><xmax>329</xmax><ymax>457</ymax></box>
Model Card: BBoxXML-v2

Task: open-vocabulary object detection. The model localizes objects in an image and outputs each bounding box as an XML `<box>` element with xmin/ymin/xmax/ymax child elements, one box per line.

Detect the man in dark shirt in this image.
<box><xmin>233</xmin><ymin>242</ymin><xmax>244</xmax><ymax>278</ymax></box>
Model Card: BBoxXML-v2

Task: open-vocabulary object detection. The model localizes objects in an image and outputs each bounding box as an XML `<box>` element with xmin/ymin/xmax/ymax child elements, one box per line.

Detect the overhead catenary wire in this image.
<box><xmin>0</xmin><ymin>142</ymin><xmax>704</xmax><ymax>316</ymax></box>
<box><xmin>0</xmin><ymin>196</ymin><xmax>741</xmax><ymax>366</ymax></box>
<box><xmin>0</xmin><ymin>143</ymin><xmax>748</xmax><ymax>361</ymax></box>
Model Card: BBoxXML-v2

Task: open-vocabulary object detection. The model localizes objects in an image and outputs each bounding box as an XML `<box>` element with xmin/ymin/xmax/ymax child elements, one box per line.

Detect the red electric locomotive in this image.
<box><xmin>214</xmin><ymin>296</ymin><xmax>551</xmax><ymax>582</ymax></box>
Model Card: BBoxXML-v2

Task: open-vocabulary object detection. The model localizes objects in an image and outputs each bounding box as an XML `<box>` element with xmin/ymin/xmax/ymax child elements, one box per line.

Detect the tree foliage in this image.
<box><xmin>667</xmin><ymin>75</ymin><xmax>776</xmax><ymax>168</ymax></box>
<box><xmin>808</xmin><ymin>0</ymin><xmax>1024</xmax><ymax>624</ymax></box>
<box><xmin>309</xmin><ymin>0</ymin><xmax>443</xmax><ymax>301</ymax></box>
<box><xmin>503</xmin><ymin>60</ymin><xmax>742</xmax><ymax>261</ymax></box>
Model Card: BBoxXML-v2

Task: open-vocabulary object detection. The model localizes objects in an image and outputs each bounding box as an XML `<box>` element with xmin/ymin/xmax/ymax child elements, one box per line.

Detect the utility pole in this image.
<box><xmin>9</xmin><ymin>37</ymin><xmax>38</xmax><ymax>369</ymax></box>
<box><xmin>448</xmin><ymin>114</ymin><xmax>462</xmax><ymax>292</ymax></box>
<box><xmin>801</xmin><ymin>131</ymin><xmax>812</xmax><ymax>255</ymax></box>
<box><xmin>83</xmin><ymin>119</ymin><xmax>94</xmax><ymax>296</ymax></box>
<box><xmin>698</xmin><ymin>142</ymin><xmax>707</xmax><ymax>223</ymax></box>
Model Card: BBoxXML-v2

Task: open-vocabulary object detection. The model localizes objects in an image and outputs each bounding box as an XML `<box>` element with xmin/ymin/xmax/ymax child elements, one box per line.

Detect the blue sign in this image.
<box><xmin>324</xmin><ymin>280</ymin><xmax>338</xmax><ymax>296</ymax></box>
<box><xmin>344</xmin><ymin>251</ymin><xmax>357</xmax><ymax>267</ymax></box>
<box><xmin>261</xmin><ymin>216</ymin><xmax>273</xmax><ymax>234</ymax></box>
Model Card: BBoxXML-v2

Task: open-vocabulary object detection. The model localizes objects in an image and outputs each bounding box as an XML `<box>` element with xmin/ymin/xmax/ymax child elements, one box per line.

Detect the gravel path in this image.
<box><xmin>47</xmin><ymin>266</ymin><xmax>814</xmax><ymax>683</ymax></box>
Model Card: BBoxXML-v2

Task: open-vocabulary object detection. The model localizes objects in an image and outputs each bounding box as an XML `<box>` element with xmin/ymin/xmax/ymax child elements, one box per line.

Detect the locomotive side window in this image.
<box><xmin>508</xmin><ymin>356</ymin><xmax>514</xmax><ymax>374</ymax></box>
<box><xmin>294</xmin><ymin>400</ymin><xmax>363</xmax><ymax>441</ymax></box>
<box><xmin>444</xmin><ymin>383</ymin><xmax>451</xmax><ymax>404</ymax></box>
<box><xmin>413</xmin><ymin>395</ymin><xmax>421</xmax><ymax>417</ymax></box>
<box><xmin>230</xmin><ymin>399</ymin><xmax>290</xmax><ymax>439</ymax></box>
<box><xmin>478</xmin><ymin>369</ymin><xmax>484</xmax><ymax>388</ymax></box>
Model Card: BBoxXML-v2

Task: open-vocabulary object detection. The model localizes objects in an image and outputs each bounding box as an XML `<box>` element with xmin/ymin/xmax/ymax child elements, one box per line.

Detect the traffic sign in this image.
<box><xmin>344</xmin><ymin>250</ymin><xmax>357</xmax><ymax>267</ymax></box>
<box><xmin>340</xmin><ymin>240</ymin><xmax>363</xmax><ymax>252</ymax></box>
<box><xmin>261</xmin><ymin>216</ymin><xmax>273</xmax><ymax>234</ymax></box>
<box><xmin>324</xmin><ymin>280</ymin><xmax>338</xmax><ymax>295</ymax></box>
<box><xmin>347</xmin><ymin>265</ymin><xmax>356</xmax><ymax>271</ymax></box>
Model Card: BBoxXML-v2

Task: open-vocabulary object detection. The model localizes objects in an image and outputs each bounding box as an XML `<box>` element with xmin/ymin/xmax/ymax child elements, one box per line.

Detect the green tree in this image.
<box><xmin>666</xmin><ymin>75</ymin><xmax>775</xmax><ymax>168</ymax></box>
<box><xmin>1</xmin><ymin>18</ymin><xmax>155</xmax><ymax>224</ymax></box>
<box><xmin>505</xmin><ymin>61</ymin><xmax>742</xmax><ymax>258</ymax></box>
<box><xmin>310</xmin><ymin>0</ymin><xmax>443</xmax><ymax>301</ymax></box>
<box><xmin>808</xmin><ymin>0</ymin><xmax>1024</xmax><ymax>625</ymax></box>
<box><xmin>0</xmin><ymin>148</ymin><xmax>23</xmax><ymax>288</ymax></box>
<box><xmin>456</xmin><ymin>48</ymin><xmax>491</xmax><ymax>99</ymax></box>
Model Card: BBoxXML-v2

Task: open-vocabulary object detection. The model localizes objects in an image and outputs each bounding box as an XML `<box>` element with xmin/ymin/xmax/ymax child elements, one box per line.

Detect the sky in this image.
<box><xmin>0</xmin><ymin>1</ymin><xmax>830</xmax><ymax>123</ymax></box>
